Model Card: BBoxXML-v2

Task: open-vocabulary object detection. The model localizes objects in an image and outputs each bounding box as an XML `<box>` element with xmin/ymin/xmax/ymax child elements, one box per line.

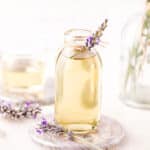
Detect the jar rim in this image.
<box><xmin>64</xmin><ymin>29</ymin><xmax>92</xmax><ymax>44</ymax></box>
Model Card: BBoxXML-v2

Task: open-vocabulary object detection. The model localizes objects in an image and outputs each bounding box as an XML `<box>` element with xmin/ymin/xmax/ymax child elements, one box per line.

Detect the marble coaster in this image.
<box><xmin>30</xmin><ymin>115</ymin><xmax>125</xmax><ymax>150</ymax></box>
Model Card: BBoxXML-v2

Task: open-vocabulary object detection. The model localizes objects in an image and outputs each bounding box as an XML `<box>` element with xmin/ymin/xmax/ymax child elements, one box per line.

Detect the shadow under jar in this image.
<box><xmin>55</xmin><ymin>29</ymin><xmax>102</xmax><ymax>134</ymax></box>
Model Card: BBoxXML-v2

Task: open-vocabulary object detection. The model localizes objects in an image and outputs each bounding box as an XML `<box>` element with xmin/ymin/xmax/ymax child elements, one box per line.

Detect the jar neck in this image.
<box><xmin>64</xmin><ymin>39</ymin><xmax>86</xmax><ymax>48</ymax></box>
<box><xmin>64</xmin><ymin>29</ymin><xmax>91</xmax><ymax>50</ymax></box>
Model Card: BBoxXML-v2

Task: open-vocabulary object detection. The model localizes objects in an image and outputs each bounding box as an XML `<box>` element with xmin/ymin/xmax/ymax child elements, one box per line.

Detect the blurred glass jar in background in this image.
<box><xmin>120</xmin><ymin>1</ymin><xmax>150</xmax><ymax>109</ymax></box>
<box><xmin>0</xmin><ymin>49</ymin><xmax>53</xmax><ymax>104</ymax></box>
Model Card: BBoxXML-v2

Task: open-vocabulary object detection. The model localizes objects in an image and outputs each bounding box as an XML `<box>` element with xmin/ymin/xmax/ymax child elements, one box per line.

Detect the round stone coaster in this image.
<box><xmin>30</xmin><ymin>115</ymin><xmax>125</xmax><ymax>149</ymax></box>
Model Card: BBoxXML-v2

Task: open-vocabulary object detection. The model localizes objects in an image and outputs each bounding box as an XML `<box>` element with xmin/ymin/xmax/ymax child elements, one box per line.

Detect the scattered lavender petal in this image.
<box><xmin>41</xmin><ymin>118</ymin><xmax>48</xmax><ymax>127</ymax></box>
<box><xmin>25</xmin><ymin>101</ymin><xmax>32</xmax><ymax>107</ymax></box>
<box><xmin>36</xmin><ymin>129</ymin><xmax>43</xmax><ymax>134</ymax></box>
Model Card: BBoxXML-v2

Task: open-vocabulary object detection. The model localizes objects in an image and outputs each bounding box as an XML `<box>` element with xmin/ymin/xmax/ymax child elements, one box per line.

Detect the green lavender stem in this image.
<box><xmin>124</xmin><ymin>5</ymin><xmax>150</xmax><ymax>90</ymax></box>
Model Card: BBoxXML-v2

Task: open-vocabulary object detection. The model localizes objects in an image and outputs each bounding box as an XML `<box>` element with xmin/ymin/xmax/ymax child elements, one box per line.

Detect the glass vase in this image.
<box><xmin>120</xmin><ymin>1</ymin><xmax>150</xmax><ymax>109</ymax></box>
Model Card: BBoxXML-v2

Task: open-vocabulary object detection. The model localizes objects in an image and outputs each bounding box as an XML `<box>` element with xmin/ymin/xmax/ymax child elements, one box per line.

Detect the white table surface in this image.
<box><xmin>0</xmin><ymin>101</ymin><xmax>150</xmax><ymax>150</ymax></box>
<box><xmin>0</xmin><ymin>0</ymin><xmax>150</xmax><ymax>149</ymax></box>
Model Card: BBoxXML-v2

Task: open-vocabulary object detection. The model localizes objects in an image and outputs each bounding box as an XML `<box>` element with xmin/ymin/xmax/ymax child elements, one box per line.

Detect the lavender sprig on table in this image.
<box><xmin>86</xmin><ymin>19</ymin><xmax>108</xmax><ymax>49</ymax></box>
<box><xmin>0</xmin><ymin>101</ymin><xmax>41</xmax><ymax>120</ymax></box>
<box><xmin>35</xmin><ymin>118</ymin><xmax>103</xmax><ymax>150</ymax></box>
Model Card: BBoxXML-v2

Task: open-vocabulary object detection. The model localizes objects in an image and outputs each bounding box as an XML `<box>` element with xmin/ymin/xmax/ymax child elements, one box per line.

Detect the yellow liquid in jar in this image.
<box><xmin>55</xmin><ymin>51</ymin><xmax>102</xmax><ymax>133</ymax></box>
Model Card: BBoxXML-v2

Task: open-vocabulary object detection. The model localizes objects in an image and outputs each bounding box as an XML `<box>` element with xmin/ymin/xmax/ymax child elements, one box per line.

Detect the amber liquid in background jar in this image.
<box><xmin>0</xmin><ymin>53</ymin><xmax>47</xmax><ymax>103</ymax></box>
<box><xmin>55</xmin><ymin>29</ymin><xmax>102</xmax><ymax>133</ymax></box>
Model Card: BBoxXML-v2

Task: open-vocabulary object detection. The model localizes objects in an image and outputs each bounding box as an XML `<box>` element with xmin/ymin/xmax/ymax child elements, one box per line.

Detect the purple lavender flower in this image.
<box><xmin>86</xmin><ymin>36</ymin><xmax>94</xmax><ymax>48</ymax></box>
<box><xmin>41</xmin><ymin>118</ymin><xmax>48</xmax><ymax>127</ymax></box>
<box><xmin>25</xmin><ymin>101</ymin><xmax>32</xmax><ymax>108</ymax></box>
<box><xmin>36</xmin><ymin>129</ymin><xmax>43</xmax><ymax>134</ymax></box>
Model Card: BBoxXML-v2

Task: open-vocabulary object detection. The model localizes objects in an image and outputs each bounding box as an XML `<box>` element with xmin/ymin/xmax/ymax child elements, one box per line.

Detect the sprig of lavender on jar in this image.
<box><xmin>86</xmin><ymin>19</ymin><xmax>108</xmax><ymax>49</ymax></box>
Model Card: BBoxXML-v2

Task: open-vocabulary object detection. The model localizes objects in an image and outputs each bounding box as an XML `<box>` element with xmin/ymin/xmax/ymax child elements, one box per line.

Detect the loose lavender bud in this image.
<box><xmin>41</xmin><ymin>118</ymin><xmax>48</xmax><ymax>127</ymax></box>
<box><xmin>36</xmin><ymin>129</ymin><xmax>43</xmax><ymax>134</ymax></box>
<box><xmin>25</xmin><ymin>101</ymin><xmax>31</xmax><ymax>108</ymax></box>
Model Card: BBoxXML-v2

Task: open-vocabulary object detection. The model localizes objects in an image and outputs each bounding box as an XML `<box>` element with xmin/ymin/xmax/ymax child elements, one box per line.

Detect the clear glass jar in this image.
<box><xmin>120</xmin><ymin>1</ymin><xmax>150</xmax><ymax>109</ymax></box>
<box><xmin>0</xmin><ymin>49</ymin><xmax>52</xmax><ymax>104</ymax></box>
<box><xmin>55</xmin><ymin>29</ymin><xmax>102</xmax><ymax>133</ymax></box>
